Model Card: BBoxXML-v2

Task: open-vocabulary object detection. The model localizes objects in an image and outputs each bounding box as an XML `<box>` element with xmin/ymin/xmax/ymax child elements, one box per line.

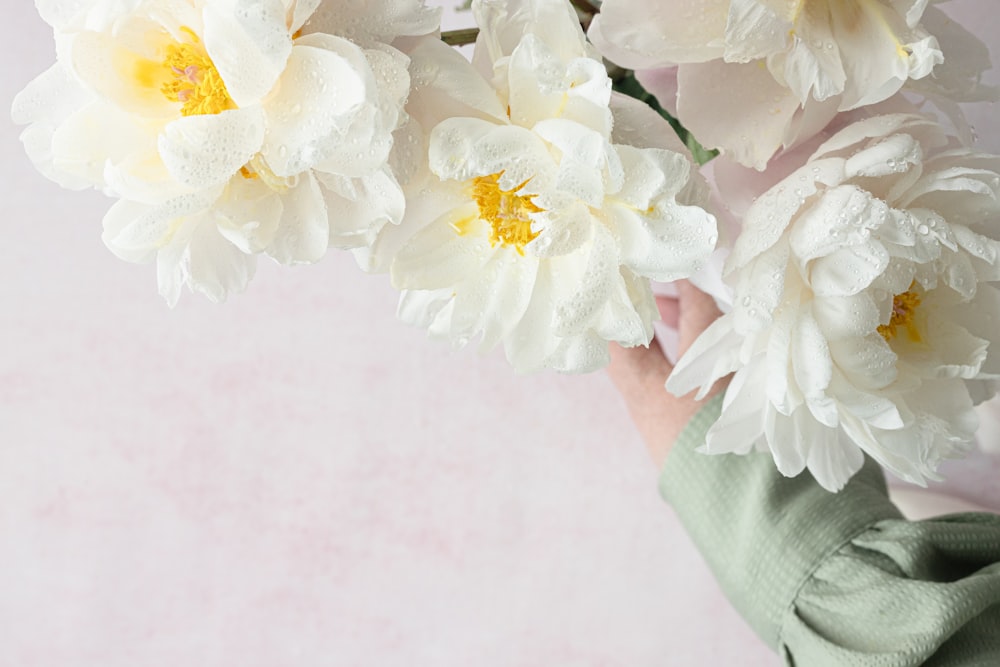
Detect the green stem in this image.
<box><xmin>441</xmin><ymin>28</ymin><xmax>479</xmax><ymax>46</ymax></box>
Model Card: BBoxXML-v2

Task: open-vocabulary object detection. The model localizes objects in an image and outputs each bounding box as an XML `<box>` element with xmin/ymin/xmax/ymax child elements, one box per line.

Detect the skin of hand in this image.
<box><xmin>606</xmin><ymin>280</ymin><xmax>730</xmax><ymax>469</ymax></box>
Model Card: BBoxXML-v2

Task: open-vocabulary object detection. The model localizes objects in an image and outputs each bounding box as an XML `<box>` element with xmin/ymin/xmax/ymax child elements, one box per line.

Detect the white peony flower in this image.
<box><xmin>667</xmin><ymin>113</ymin><xmax>1000</xmax><ymax>491</ymax></box>
<box><xmin>382</xmin><ymin>0</ymin><xmax>718</xmax><ymax>374</ymax></box>
<box><xmin>589</xmin><ymin>0</ymin><xmax>993</xmax><ymax>169</ymax></box>
<box><xmin>12</xmin><ymin>0</ymin><xmax>438</xmax><ymax>303</ymax></box>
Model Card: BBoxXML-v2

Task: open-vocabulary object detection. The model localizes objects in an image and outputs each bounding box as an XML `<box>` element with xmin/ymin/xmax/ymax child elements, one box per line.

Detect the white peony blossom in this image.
<box><xmin>12</xmin><ymin>0</ymin><xmax>438</xmax><ymax>303</ymax></box>
<box><xmin>667</xmin><ymin>113</ymin><xmax>1000</xmax><ymax>491</ymax></box>
<box><xmin>383</xmin><ymin>0</ymin><xmax>718</xmax><ymax>373</ymax></box>
<box><xmin>590</xmin><ymin>0</ymin><xmax>993</xmax><ymax>169</ymax></box>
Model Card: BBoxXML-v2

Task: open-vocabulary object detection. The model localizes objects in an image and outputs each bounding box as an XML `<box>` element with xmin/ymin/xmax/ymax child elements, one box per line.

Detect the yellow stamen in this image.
<box><xmin>468</xmin><ymin>173</ymin><xmax>543</xmax><ymax>255</ymax></box>
<box><xmin>160</xmin><ymin>28</ymin><xmax>236</xmax><ymax>116</ymax></box>
<box><xmin>877</xmin><ymin>284</ymin><xmax>922</xmax><ymax>342</ymax></box>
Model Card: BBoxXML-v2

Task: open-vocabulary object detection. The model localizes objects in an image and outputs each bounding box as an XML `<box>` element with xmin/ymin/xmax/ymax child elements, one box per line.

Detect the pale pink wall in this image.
<box><xmin>0</xmin><ymin>2</ymin><xmax>997</xmax><ymax>666</ymax></box>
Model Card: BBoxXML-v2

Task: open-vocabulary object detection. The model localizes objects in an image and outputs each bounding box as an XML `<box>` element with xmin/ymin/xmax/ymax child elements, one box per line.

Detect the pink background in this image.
<box><xmin>1</xmin><ymin>3</ymin><xmax>998</xmax><ymax>665</ymax></box>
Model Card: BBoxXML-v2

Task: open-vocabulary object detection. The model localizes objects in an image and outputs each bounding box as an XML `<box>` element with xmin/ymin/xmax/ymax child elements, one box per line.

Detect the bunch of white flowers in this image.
<box><xmin>13</xmin><ymin>0</ymin><xmax>1000</xmax><ymax>488</ymax></box>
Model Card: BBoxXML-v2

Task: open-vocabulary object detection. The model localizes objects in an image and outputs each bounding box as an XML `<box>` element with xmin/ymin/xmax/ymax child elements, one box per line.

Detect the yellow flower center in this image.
<box><xmin>160</xmin><ymin>28</ymin><xmax>235</xmax><ymax>116</ymax></box>
<box><xmin>877</xmin><ymin>285</ymin><xmax>922</xmax><ymax>342</ymax></box>
<box><xmin>469</xmin><ymin>173</ymin><xmax>543</xmax><ymax>255</ymax></box>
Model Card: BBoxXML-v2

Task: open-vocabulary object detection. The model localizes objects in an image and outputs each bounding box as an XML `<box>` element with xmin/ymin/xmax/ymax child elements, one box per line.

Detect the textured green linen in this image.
<box><xmin>660</xmin><ymin>394</ymin><xmax>1000</xmax><ymax>666</ymax></box>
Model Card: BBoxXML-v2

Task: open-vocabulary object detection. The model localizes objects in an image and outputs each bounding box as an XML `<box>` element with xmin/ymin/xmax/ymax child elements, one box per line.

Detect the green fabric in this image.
<box><xmin>660</xmin><ymin>394</ymin><xmax>1000</xmax><ymax>666</ymax></box>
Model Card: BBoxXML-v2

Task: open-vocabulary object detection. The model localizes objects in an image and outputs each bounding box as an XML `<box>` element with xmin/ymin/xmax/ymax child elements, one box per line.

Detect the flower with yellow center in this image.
<box><xmin>668</xmin><ymin>113</ymin><xmax>1000</xmax><ymax>491</ymax></box>
<box><xmin>387</xmin><ymin>0</ymin><xmax>717</xmax><ymax>373</ymax></box>
<box><xmin>14</xmin><ymin>0</ymin><xmax>441</xmax><ymax>304</ymax></box>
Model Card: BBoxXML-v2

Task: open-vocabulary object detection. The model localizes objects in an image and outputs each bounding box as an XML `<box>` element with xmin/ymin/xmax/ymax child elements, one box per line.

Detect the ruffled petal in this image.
<box><xmin>156</xmin><ymin>215</ymin><xmax>257</xmax><ymax>307</ymax></box>
<box><xmin>202</xmin><ymin>0</ymin><xmax>292</xmax><ymax>107</ymax></box>
<box><xmin>831</xmin><ymin>0</ymin><xmax>942</xmax><ymax>109</ymax></box>
<box><xmin>261</xmin><ymin>37</ymin><xmax>378</xmax><ymax>177</ymax></box>
<box><xmin>265</xmin><ymin>171</ymin><xmax>330</xmax><ymax>264</ymax></box>
<box><xmin>12</xmin><ymin>63</ymin><xmax>100</xmax><ymax>190</ymax></box>
<box><xmin>607</xmin><ymin>146</ymin><xmax>718</xmax><ymax>281</ymax></box>
<box><xmin>158</xmin><ymin>107</ymin><xmax>265</xmax><ymax>189</ymax></box>
<box><xmin>319</xmin><ymin>167</ymin><xmax>405</xmax><ymax>248</ymax></box>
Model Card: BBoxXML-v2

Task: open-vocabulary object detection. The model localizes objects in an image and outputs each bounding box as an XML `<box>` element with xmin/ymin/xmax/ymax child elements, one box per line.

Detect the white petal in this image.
<box><xmin>544</xmin><ymin>332</ymin><xmax>611</xmax><ymax>374</ymax></box>
<box><xmin>102</xmin><ymin>188</ymin><xmax>222</xmax><ymax>258</ymax></box>
<box><xmin>804</xmin><ymin>428</ymin><xmax>864</xmax><ymax>491</ymax></box>
<box><xmin>725</xmin><ymin>0</ymin><xmax>789</xmax><ymax>63</ymax></box>
<box><xmin>262</xmin><ymin>37</ymin><xmax>378</xmax><ymax>177</ymax></box>
<box><xmin>608</xmin><ymin>147</ymin><xmax>717</xmax><ymax>281</ymax></box>
<box><xmin>832</xmin><ymin>2</ymin><xmax>942</xmax><ymax>109</ymax></box>
<box><xmin>453</xmin><ymin>253</ymin><xmax>538</xmax><ymax>352</ymax></box>
<box><xmin>405</xmin><ymin>36</ymin><xmax>507</xmax><ymax>130</ymax></box>
<box><xmin>319</xmin><ymin>167</ymin><xmax>405</xmax><ymax>248</ymax></box>
<box><xmin>157</xmin><ymin>217</ymin><xmax>257</xmax><ymax>306</ymax></box>
<box><xmin>158</xmin><ymin>107</ymin><xmax>265</xmax><ymax>189</ymax></box>
<box><xmin>533</xmin><ymin>119</ymin><xmax>618</xmax><ymax>206</ymax></box>
<box><xmin>812</xmin><ymin>113</ymin><xmax>943</xmax><ymax>159</ymax></box>
<box><xmin>506</xmin><ymin>35</ymin><xmax>612</xmax><ymax>134</ymax></box>
<box><xmin>608</xmin><ymin>90</ymin><xmax>687</xmax><ymax>155</ymax></box>
<box><xmin>428</xmin><ymin>118</ymin><xmax>554</xmax><ymax>189</ymax></box>
<box><xmin>894</xmin><ymin>311</ymin><xmax>988</xmax><ymax>380</ymax></box>
<box><xmin>202</xmin><ymin>0</ymin><xmax>292</xmax><ymax>106</ymax></box>
<box><xmin>676</xmin><ymin>60</ymin><xmax>801</xmax><ymax>170</ymax></box>
<box><xmin>303</xmin><ymin>0</ymin><xmax>440</xmax><ymax>44</ymax></box>
<box><xmin>773</xmin><ymin>16</ymin><xmax>845</xmax><ymax>103</ymax></box>
<box><xmin>587</xmin><ymin>0</ymin><xmax>727</xmax><ymax>68</ymax></box>
<box><xmin>13</xmin><ymin>62</ymin><xmax>99</xmax><ymax>190</ymax></box>
<box><xmin>397</xmin><ymin>288</ymin><xmax>453</xmax><ymax>332</ymax></box>
<box><xmin>792</xmin><ymin>309</ymin><xmax>837</xmax><ymax>426</ymax></box>
<box><xmin>69</xmin><ymin>29</ymin><xmax>177</xmax><ymax>119</ymax></box>
<box><xmin>552</xmin><ymin>226</ymin><xmax>616</xmax><ymax>337</ymax></box>
<box><xmin>266</xmin><ymin>172</ymin><xmax>330</xmax><ymax>264</ymax></box>
<box><xmin>505</xmin><ymin>263</ymin><xmax>560</xmax><ymax>373</ymax></box>
<box><xmin>830</xmin><ymin>365</ymin><xmax>906</xmax><ymax>430</ymax></box>
<box><xmin>473</xmin><ymin>0</ymin><xmax>590</xmax><ymax>69</ymax></box>
<box><xmin>52</xmin><ymin>100</ymin><xmax>175</xmax><ymax>199</ymax></box>
<box><xmin>703</xmin><ymin>363</ymin><xmax>767</xmax><ymax>454</ymax></box>
<box><xmin>213</xmin><ymin>177</ymin><xmax>283</xmax><ymax>253</ymax></box>
<box><xmin>288</xmin><ymin>0</ymin><xmax>322</xmax><ymax>34</ymax></box>
<box><xmin>666</xmin><ymin>315</ymin><xmax>744</xmax><ymax>399</ymax></box>
<box><xmin>102</xmin><ymin>200</ymin><xmax>160</xmax><ymax>264</ymax></box>
<box><xmin>391</xmin><ymin>205</ymin><xmax>493</xmax><ymax>290</ymax></box>
<box><xmin>764</xmin><ymin>306</ymin><xmax>801</xmax><ymax>414</ymax></box>
<box><xmin>764</xmin><ymin>406</ymin><xmax>811</xmax><ymax>477</ymax></box>
<box><xmin>809</xmin><ymin>241</ymin><xmax>889</xmax><ymax>297</ymax></box>
<box><xmin>528</xmin><ymin>197</ymin><xmax>593</xmax><ymax>257</ymax></box>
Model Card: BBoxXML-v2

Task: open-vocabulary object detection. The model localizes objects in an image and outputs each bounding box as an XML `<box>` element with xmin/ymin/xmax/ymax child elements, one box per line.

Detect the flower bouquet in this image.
<box><xmin>14</xmin><ymin>0</ymin><xmax>1000</xmax><ymax>491</ymax></box>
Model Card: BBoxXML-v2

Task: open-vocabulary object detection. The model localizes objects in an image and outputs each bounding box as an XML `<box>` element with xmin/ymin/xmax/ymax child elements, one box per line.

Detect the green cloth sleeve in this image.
<box><xmin>660</xmin><ymin>394</ymin><xmax>1000</xmax><ymax>666</ymax></box>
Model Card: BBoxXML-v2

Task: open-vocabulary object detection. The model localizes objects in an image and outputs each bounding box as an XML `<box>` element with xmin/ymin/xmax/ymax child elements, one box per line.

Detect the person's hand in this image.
<box><xmin>606</xmin><ymin>280</ymin><xmax>729</xmax><ymax>468</ymax></box>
